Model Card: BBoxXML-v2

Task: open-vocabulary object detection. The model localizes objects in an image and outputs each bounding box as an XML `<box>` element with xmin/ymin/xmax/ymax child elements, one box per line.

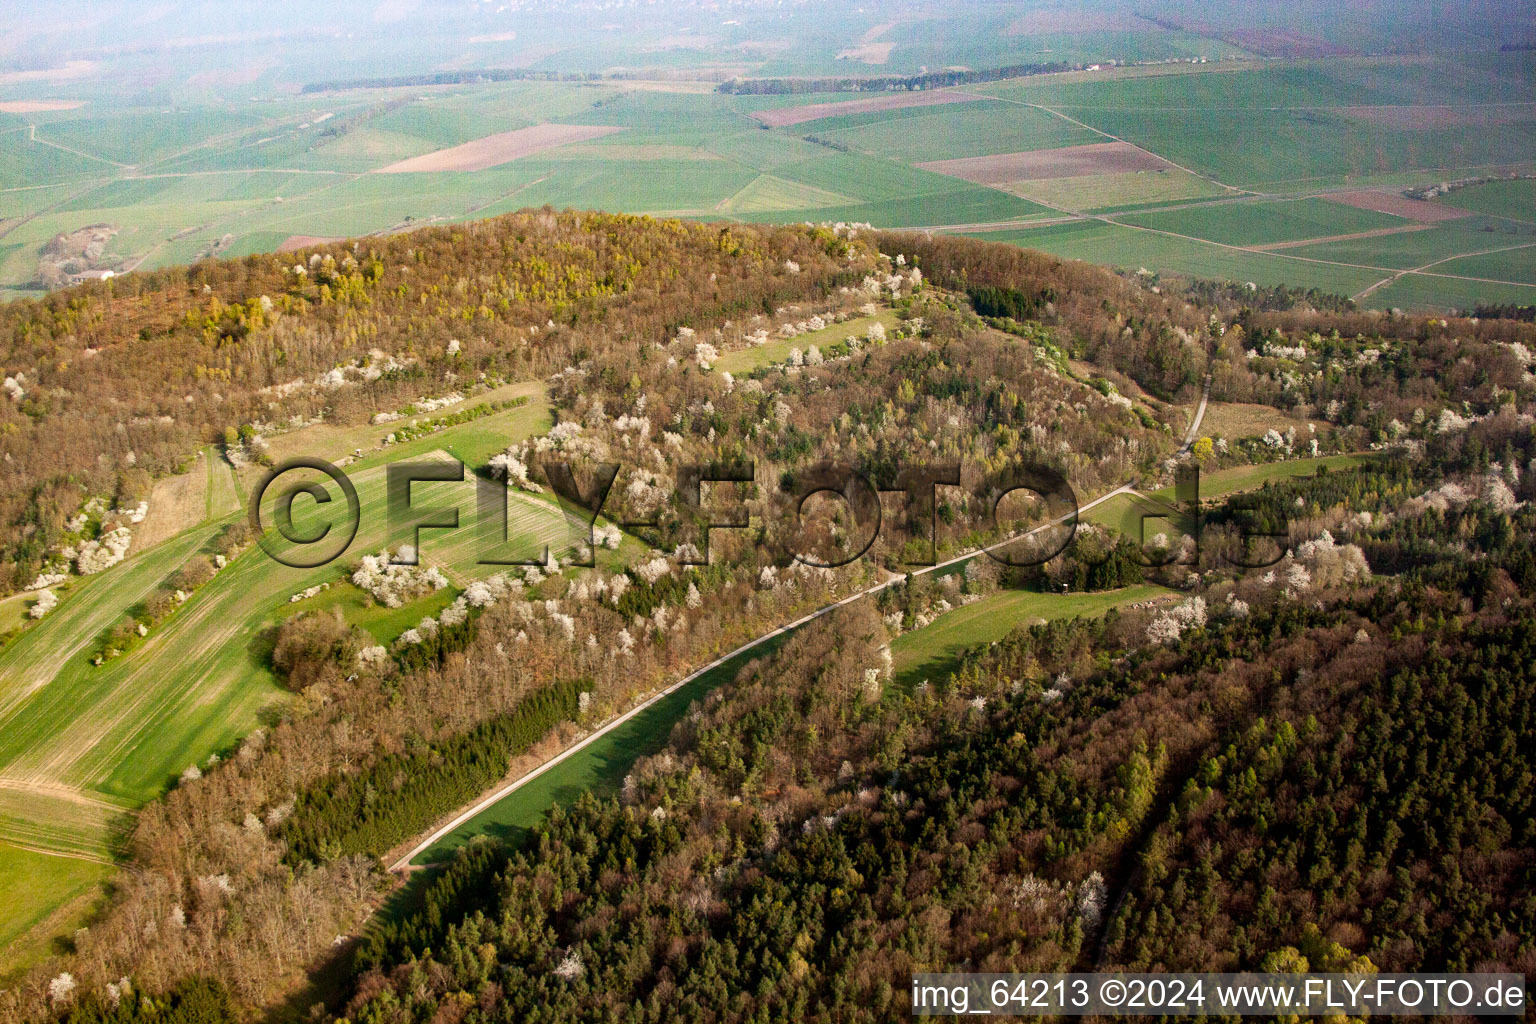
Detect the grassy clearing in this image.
<box><xmin>0</xmin><ymin>843</ymin><xmax>111</xmax><ymax>962</ymax></box>
<box><xmin>1199</xmin><ymin>402</ymin><xmax>1325</xmax><ymax>441</ymax></box>
<box><xmin>1082</xmin><ymin>492</ymin><xmax>1195</xmax><ymax>545</ymax></box>
<box><xmin>281</xmin><ymin>583</ymin><xmax>462</xmax><ymax>646</ymax></box>
<box><xmin>1148</xmin><ymin>453</ymin><xmax>1377</xmax><ymax>503</ymax></box>
<box><xmin>206</xmin><ymin>449</ymin><xmax>242</xmax><ymax>519</ymax></box>
<box><xmin>252</xmin><ymin>381</ymin><xmax>547</xmax><ymax>483</ymax></box>
<box><xmin>713</xmin><ymin>310</ymin><xmax>902</xmax><ymax>375</ymax></box>
<box><xmin>890</xmin><ymin>584</ymin><xmax>1174</xmax><ymax>689</ymax></box>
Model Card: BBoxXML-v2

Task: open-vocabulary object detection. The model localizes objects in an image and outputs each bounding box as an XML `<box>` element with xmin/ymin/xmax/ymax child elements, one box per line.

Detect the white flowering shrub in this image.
<box><xmin>1145</xmin><ymin>596</ymin><xmax>1207</xmax><ymax>644</ymax></box>
<box><xmin>635</xmin><ymin>556</ymin><xmax>671</xmax><ymax>585</ymax></box>
<box><xmin>47</xmin><ymin>973</ymin><xmax>75</xmax><ymax>1007</ymax></box>
<box><xmin>27</xmin><ymin>571</ymin><xmax>68</xmax><ymax>591</ymax></box>
<box><xmin>351</xmin><ymin>549</ymin><xmax>450</xmax><ymax>607</ymax></box>
<box><xmin>488</xmin><ymin>451</ymin><xmax>540</xmax><ymax>492</ymax></box>
<box><xmin>1077</xmin><ymin>872</ymin><xmax>1108</xmax><ymax>930</ymax></box>
<box><xmin>29</xmin><ymin>589</ymin><xmax>58</xmax><ymax>619</ymax></box>
<box><xmin>76</xmin><ymin>526</ymin><xmax>133</xmax><ymax>575</ymax></box>
<box><xmin>356</xmin><ymin>645</ymin><xmax>389</xmax><ymax>668</ymax></box>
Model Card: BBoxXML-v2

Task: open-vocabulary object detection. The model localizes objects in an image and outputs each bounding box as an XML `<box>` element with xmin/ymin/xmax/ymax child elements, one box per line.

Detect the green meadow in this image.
<box><xmin>889</xmin><ymin>584</ymin><xmax>1173</xmax><ymax>689</ymax></box>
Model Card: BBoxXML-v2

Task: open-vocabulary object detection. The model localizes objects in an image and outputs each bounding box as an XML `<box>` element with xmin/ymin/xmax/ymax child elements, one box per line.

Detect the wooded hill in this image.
<box><xmin>3</xmin><ymin>211</ymin><xmax>1534</xmax><ymax>1023</ymax></box>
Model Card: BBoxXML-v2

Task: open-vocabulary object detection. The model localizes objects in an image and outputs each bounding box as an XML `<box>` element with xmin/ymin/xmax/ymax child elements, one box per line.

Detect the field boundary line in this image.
<box><xmin>26</xmin><ymin>124</ymin><xmax>133</xmax><ymax>169</ymax></box>
<box><xmin>1249</xmin><ymin>224</ymin><xmax>1434</xmax><ymax>250</ymax></box>
<box><xmin>1353</xmin><ymin>240</ymin><xmax>1536</xmax><ymax>300</ymax></box>
<box><xmin>965</xmin><ymin>90</ymin><xmax>1249</xmax><ymax>195</ymax></box>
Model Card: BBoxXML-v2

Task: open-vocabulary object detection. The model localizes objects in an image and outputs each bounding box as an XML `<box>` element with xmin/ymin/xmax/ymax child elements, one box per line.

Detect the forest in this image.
<box><xmin>327</xmin><ymin>445</ymin><xmax>1536</xmax><ymax>1023</ymax></box>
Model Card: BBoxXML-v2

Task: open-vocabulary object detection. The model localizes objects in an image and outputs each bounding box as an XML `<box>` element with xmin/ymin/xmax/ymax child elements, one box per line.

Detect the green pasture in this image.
<box><xmin>0</xmin><ymin>843</ymin><xmax>112</xmax><ymax>970</ymax></box>
<box><xmin>890</xmin><ymin>584</ymin><xmax>1173</xmax><ymax>689</ymax></box>
<box><xmin>1148</xmin><ymin>453</ymin><xmax>1377</xmax><ymax>503</ymax></box>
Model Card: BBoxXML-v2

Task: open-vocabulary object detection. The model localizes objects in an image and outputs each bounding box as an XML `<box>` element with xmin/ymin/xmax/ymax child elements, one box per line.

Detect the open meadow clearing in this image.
<box><xmin>0</xmin><ymin>842</ymin><xmax>112</xmax><ymax>972</ymax></box>
<box><xmin>1148</xmin><ymin>453</ymin><xmax>1377</xmax><ymax>503</ymax></box>
<box><xmin>890</xmin><ymin>584</ymin><xmax>1175</xmax><ymax>689</ymax></box>
<box><xmin>1198</xmin><ymin>402</ymin><xmax>1327</xmax><ymax>442</ymax></box>
<box><xmin>714</xmin><ymin>310</ymin><xmax>902</xmax><ymax>374</ymax></box>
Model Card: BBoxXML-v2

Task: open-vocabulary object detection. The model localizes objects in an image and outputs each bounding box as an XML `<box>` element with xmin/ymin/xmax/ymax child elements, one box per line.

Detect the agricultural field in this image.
<box><xmin>1116</xmin><ymin>197</ymin><xmax>1412</xmax><ymax>247</ymax></box>
<box><xmin>3</xmin><ymin>43</ymin><xmax>1531</xmax><ymax>308</ymax></box>
<box><xmin>0</xmin><ymin>842</ymin><xmax>111</xmax><ymax>972</ymax></box>
<box><xmin>1007</xmin><ymin>167</ymin><xmax>1229</xmax><ymax>211</ymax></box>
<box><xmin>967</xmin><ymin>220</ymin><xmax>1391</xmax><ymax>295</ymax></box>
<box><xmin>1434</xmin><ymin>178</ymin><xmax>1536</xmax><ymax>220</ymax></box>
<box><xmin>0</xmin><ymin>391</ymin><xmax>566</xmax><ymax>963</ymax></box>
